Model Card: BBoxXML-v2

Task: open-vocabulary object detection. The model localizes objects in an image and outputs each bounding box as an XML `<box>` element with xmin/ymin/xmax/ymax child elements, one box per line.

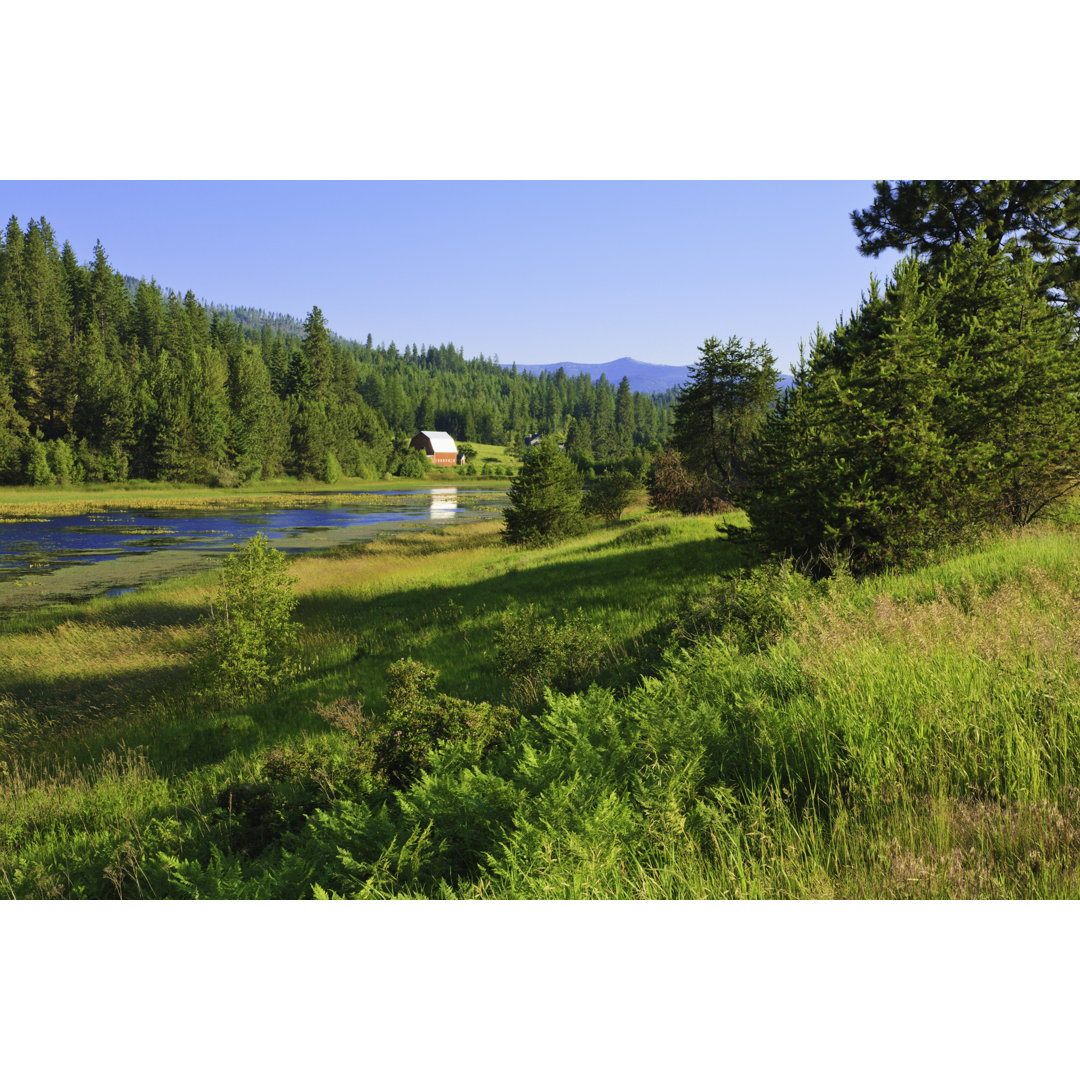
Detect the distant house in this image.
<box><xmin>410</xmin><ymin>430</ymin><xmax>459</xmax><ymax>466</ymax></box>
<box><xmin>524</xmin><ymin>433</ymin><xmax>544</xmax><ymax>447</ymax></box>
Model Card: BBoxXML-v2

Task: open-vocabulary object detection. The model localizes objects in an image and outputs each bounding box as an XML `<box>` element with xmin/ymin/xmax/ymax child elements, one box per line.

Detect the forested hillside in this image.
<box><xmin>0</xmin><ymin>216</ymin><xmax>672</xmax><ymax>486</ymax></box>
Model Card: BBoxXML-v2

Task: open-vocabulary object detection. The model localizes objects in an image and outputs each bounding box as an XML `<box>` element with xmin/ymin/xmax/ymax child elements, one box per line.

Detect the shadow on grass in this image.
<box><xmin>294</xmin><ymin>533</ymin><xmax>752</xmax><ymax>707</ymax></box>
<box><xmin>4</xmin><ymin>523</ymin><xmax>753</xmax><ymax>781</ymax></box>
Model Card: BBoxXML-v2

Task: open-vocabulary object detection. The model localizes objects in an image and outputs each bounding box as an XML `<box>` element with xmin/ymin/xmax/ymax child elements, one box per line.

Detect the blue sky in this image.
<box><xmin>0</xmin><ymin>180</ymin><xmax>904</xmax><ymax>374</ymax></box>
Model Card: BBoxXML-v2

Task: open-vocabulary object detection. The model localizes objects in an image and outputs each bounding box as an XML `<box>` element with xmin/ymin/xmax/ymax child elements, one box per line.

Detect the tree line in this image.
<box><xmin>0</xmin><ymin>215</ymin><xmax>672</xmax><ymax>486</ymax></box>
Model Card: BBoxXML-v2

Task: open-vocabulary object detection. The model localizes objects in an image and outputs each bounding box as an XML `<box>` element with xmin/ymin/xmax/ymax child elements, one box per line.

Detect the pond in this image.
<box><xmin>0</xmin><ymin>487</ymin><xmax>506</xmax><ymax>610</ymax></box>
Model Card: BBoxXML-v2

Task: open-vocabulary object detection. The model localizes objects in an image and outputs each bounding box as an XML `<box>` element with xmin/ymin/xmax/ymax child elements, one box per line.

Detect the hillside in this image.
<box><xmin>0</xmin><ymin>217</ymin><xmax>674</xmax><ymax>488</ymax></box>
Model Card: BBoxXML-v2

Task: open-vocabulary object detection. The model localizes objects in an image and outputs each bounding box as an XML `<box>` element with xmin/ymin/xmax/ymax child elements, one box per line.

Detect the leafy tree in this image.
<box><xmin>323</xmin><ymin>450</ymin><xmax>344</xmax><ymax>483</ymax></box>
<box><xmin>205</xmin><ymin>533</ymin><xmax>301</xmax><ymax>700</ymax></box>
<box><xmin>503</xmin><ymin>436</ymin><xmax>586</xmax><ymax>545</ymax></box>
<box><xmin>851</xmin><ymin>180</ymin><xmax>1080</xmax><ymax>310</ymax></box>
<box><xmin>583</xmin><ymin>468</ymin><xmax>638</xmax><ymax>523</ymax></box>
<box><xmin>23</xmin><ymin>434</ymin><xmax>53</xmax><ymax>485</ymax></box>
<box><xmin>398</xmin><ymin>449</ymin><xmax>429</xmax><ymax>478</ymax></box>
<box><xmin>46</xmin><ymin>439</ymin><xmax>83</xmax><ymax>485</ymax></box>
<box><xmin>672</xmin><ymin>335</ymin><xmax>779</xmax><ymax>504</ymax></box>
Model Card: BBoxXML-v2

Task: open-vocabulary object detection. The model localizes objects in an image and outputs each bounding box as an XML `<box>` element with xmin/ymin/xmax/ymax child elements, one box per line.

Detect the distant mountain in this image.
<box><xmin>511</xmin><ymin>356</ymin><xmax>691</xmax><ymax>394</ymax></box>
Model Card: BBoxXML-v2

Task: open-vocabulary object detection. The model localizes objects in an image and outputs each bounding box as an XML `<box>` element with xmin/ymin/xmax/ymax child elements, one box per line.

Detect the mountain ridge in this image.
<box><xmin>509</xmin><ymin>356</ymin><xmax>691</xmax><ymax>394</ymax></box>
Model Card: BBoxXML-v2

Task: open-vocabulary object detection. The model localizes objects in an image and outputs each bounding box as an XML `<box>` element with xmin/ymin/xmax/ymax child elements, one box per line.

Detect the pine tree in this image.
<box><xmin>672</xmin><ymin>335</ymin><xmax>779</xmax><ymax>505</ymax></box>
<box><xmin>748</xmin><ymin>238</ymin><xmax>1080</xmax><ymax>571</ymax></box>
<box><xmin>614</xmin><ymin>375</ymin><xmax>634</xmax><ymax>454</ymax></box>
<box><xmin>851</xmin><ymin>180</ymin><xmax>1080</xmax><ymax>311</ymax></box>
<box><xmin>0</xmin><ymin>370</ymin><xmax>29</xmax><ymax>483</ymax></box>
<box><xmin>503</xmin><ymin>437</ymin><xmax>586</xmax><ymax>546</ymax></box>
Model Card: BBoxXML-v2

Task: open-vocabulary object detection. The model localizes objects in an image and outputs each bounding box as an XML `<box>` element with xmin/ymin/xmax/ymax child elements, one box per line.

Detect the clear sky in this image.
<box><xmin>0</xmin><ymin>180</ymin><xmax>903</xmax><ymax>375</ymax></box>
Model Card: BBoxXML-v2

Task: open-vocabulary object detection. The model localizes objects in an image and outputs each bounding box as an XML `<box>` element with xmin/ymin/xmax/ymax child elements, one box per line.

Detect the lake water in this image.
<box><xmin>0</xmin><ymin>487</ymin><xmax>505</xmax><ymax>610</ymax></box>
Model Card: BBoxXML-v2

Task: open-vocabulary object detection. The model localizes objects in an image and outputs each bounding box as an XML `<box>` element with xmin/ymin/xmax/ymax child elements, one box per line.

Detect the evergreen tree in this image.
<box><xmin>0</xmin><ymin>370</ymin><xmax>28</xmax><ymax>483</ymax></box>
<box><xmin>591</xmin><ymin>375</ymin><xmax>618</xmax><ymax>461</ymax></box>
<box><xmin>300</xmin><ymin>305</ymin><xmax>333</xmax><ymax>398</ymax></box>
<box><xmin>0</xmin><ymin>216</ymin><xmax>36</xmax><ymax>419</ymax></box>
<box><xmin>749</xmin><ymin>238</ymin><xmax>1080</xmax><ymax>572</ymax></box>
<box><xmin>614</xmin><ymin>375</ymin><xmax>634</xmax><ymax>453</ymax></box>
<box><xmin>503</xmin><ymin>437</ymin><xmax>586</xmax><ymax>546</ymax></box>
<box><xmin>672</xmin><ymin>335</ymin><xmax>779</xmax><ymax>505</ymax></box>
<box><xmin>852</xmin><ymin>180</ymin><xmax>1080</xmax><ymax>311</ymax></box>
<box><xmin>564</xmin><ymin>415</ymin><xmax>594</xmax><ymax>466</ymax></box>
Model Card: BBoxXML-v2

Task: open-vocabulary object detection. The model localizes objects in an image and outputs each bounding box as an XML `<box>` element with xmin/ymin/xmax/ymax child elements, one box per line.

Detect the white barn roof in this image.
<box><xmin>420</xmin><ymin>431</ymin><xmax>458</xmax><ymax>455</ymax></box>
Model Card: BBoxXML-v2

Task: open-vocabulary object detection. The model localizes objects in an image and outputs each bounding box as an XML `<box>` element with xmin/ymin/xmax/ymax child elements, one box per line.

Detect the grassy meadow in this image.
<box><xmin>3</xmin><ymin>492</ymin><xmax>1080</xmax><ymax>898</ymax></box>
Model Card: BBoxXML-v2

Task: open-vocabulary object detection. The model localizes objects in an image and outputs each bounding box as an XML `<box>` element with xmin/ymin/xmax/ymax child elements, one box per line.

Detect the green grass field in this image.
<box><xmin>3</xmin><ymin>494</ymin><xmax>1080</xmax><ymax>899</ymax></box>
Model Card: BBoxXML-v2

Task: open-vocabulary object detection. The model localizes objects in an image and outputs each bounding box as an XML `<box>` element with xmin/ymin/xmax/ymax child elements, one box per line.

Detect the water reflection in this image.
<box><xmin>0</xmin><ymin>487</ymin><xmax>506</xmax><ymax>607</ymax></box>
<box><xmin>429</xmin><ymin>488</ymin><xmax>458</xmax><ymax>521</ymax></box>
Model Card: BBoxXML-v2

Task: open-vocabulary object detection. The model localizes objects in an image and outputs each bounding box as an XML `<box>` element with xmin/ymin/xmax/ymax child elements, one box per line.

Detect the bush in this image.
<box><xmin>205</xmin><ymin>533</ymin><xmax>301</xmax><ymax>700</ymax></box>
<box><xmin>648</xmin><ymin>447</ymin><xmax>729</xmax><ymax>515</ymax></box>
<box><xmin>323</xmin><ymin>451</ymin><xmax>344</xmax><ymax>484</ymax></box>
<box><xmin>670</xmin><ymin>560</ymin><xmax>817</xmax><ymax>652</ymax></box>
<box><xmin>583</xmin><ymin>468</ymin><xmax>639</xmax><ymax>523</ymax></box>
<box><xmin>495</xmin><ymin>605</ymin><xmax>611</xmax><ymax>706</ymax></box>
<box><xmin>319</xmin><ymin>659</ymin><xmax>516</xmax><ymax>789</ymax></box>
<box><xmin>46</xmin><ymin>440</ymin><xmax>84</xmax><ymax>485</ymax></box>
<box><xmin>398</xmin><ymin>451</ymin><xmax>428</xmax><ymax>478</ymax></box>
<box><xmin>76</xmin><ymin>441</ymin><xmax>128</xmax><ymax>482</ymax></box>
<box><xmin>502</xmin><ymin>437</ymin><xmax>586</xmax><ymax>546</ymax></box>
<box><xmin>23</xmin><ymin>436</ymin><xmax>53</xmax><ymax>486</ymax></box>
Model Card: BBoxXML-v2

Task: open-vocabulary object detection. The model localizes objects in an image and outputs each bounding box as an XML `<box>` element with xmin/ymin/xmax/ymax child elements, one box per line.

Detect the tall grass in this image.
<box><xmin>4</xmin><ymin>502</ymin><xmax>1080</xmax><ymax>898</ymax></box>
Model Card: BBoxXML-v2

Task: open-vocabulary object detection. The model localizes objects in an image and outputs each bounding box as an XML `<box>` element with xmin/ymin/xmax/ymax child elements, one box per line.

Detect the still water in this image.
<box><xmin>0</xmin><ymin>488</ymin><xmax>505</xmax><ymax>609</ymax></box>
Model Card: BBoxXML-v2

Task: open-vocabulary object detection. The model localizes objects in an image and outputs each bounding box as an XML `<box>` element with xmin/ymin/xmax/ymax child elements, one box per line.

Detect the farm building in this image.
<box><xmin>410</xmin><ymin>431</ymin><xmax>459</xmax><ymax>466</ymax></box>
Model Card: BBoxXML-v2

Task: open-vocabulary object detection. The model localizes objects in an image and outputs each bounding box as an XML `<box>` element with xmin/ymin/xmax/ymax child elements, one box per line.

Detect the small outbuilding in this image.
<box><xmin>410</xmin><ymin>430</ymin><xmax>459</xmax><ymax>466</ymax></box>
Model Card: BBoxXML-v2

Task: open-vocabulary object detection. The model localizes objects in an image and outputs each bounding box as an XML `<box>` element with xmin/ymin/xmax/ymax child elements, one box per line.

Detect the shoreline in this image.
<box><xmin>0</xmin><ymin>476</ymin><xmax>512</xmax><ymax>521</ymax></box>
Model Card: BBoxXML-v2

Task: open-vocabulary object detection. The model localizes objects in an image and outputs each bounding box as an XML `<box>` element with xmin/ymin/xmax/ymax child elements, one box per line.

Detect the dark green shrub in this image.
<box><xmin>213</xmin><ymin>780</ymin><xmax>324</xmax><ymax>858</ymax></box>
<box><xmin>671</xmin><ymin>560</ymin><xmax>816</xmax><ymax>652</ymax></box>
<box><xmin>583</xmin><ymin>468</ymin><xmax>639</xmax><ymax>523</ymax></box>
<box><xmin>495</xmin><ymin>605</ymin><xmax>611</xmax><ymax>706</ymax></box>
<box><xmin>319</xmin><ymin>659</ymin><xmax>517</xmax><ymax>789</ymax></box>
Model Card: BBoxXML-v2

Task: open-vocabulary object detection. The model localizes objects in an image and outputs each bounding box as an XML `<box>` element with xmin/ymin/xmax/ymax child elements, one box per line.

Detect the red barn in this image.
<box><xmin>410</xmin><ymin>430</ymin><xmax>459</xmax><ymax>466</ymax></box>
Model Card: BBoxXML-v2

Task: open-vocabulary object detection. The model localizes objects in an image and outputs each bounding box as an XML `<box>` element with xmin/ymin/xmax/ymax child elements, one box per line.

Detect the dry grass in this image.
<box><xmin>864</xmin><ymin>791</ymin><xmax>1080</xmax><ymax>899</ymax></box>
